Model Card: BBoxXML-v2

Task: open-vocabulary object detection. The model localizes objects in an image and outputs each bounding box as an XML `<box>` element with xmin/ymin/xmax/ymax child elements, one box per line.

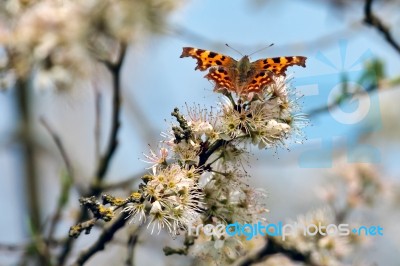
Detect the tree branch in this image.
<box><xmin>73</xmin><ymin>212</ymin><xmax>130</xmax><ymax>266</ymax></box>
<box><xmin>94</xmin><ymin>43</ymin><xmax>127</xmax><ymax>188</ymax></box>
<box><xmin>58</xmin><ymin>42</ymin><xmax>127</xmax><ymax>266</ymax></box>
<box><xmin>125</xmin><ymin>228</ymin><xmax>140</xmax><ymax>266</ymax></box>
<box><xmin>364</xmin><ymin>0</ymin><xmax>400</xmax><ymax>54</ymax></box>
<box><xmin>16</xmin><ymin>78</ymin><xmax>52</xmax><ymax>265</ymax></box>
<box><xmin>237</xmin><ymin>236</ymin><xmax>315</xmax><ymax>266</ymax></box>
<box><xmin>40</xmin><ymin>117</ymin><xmax>75</xmax><ymax>242</ymax></box>
<box><xmin>40</xmin><ymin>117</ymin><xmax>74</xmax><ymax>180</ymax></box>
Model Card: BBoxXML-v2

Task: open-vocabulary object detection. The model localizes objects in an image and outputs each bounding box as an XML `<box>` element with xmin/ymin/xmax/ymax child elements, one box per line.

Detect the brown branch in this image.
<box><xmin>94</xmin><ymin>42</ymin><xmax>127</xmax><ymax>189</ymax></box>
<box><xmin>237</xmin><ymin>236</ymin><xmax>315</xmax><ymax>266</ymax></box>
<box><xmin>58</xmin><ymin>42</ymin><xmax>127</xmax><ymax>265</ymax></box>
<box><xmin>73</xmin><ymin>212</ymin><xmax>130</xmax><ymax>266</ymax></box>
<box><xmin>364</xmin><ymin>0</ymin><xmax>400</xmax><ymax>54</ymax></box>
<box><xmin>125</xmin><ymin>228</ymin><xmax>140</xmax><ymax>266</ymax></box>
<box><xmin>15</xmin><ymin>78</ymin><xmax>52</xmax><ymax>265</ymax></box>
<box><xmin>100</xmin><ymin>173</ymin><xmax>142</xmax><ymax>191</ymax></box>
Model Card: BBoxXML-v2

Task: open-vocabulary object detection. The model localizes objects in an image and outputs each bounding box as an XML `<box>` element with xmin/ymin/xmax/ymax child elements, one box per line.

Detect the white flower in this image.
<box><xmin>189</xmin><ymin>120</ymin><xmax>214</xmax><ymax>136</ymax></box>
<box><xmin>123</xmin><ymin>202</ymin><xmax>146</xmax><ymax>224</ymax></box>
<box><xmin>147</xmin><ymin>200</ymin><xmax>173</xmax><ymax>234</ymax></box>
<box><xmin>142</xmin><ymin>147</ymin><xmax>168</xmax><ymax>170</ymax></box>
<box><xmin>172</xmin><ymin>140</ymin><xmax>200</xmax><ymax>165</ymax></box>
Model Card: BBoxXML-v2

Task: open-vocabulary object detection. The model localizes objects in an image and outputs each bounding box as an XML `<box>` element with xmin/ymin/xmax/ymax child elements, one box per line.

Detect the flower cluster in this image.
<box><xmin>219</xmin><ymin>76</ymin><xmax>307</xmax><ymax>149</ymax></box>
<box><xmin>72</xmin><ymin>73</ymin><xmax>307</xmax><ymax>262</ymax></box>
<box><xmin>115</xmin><ymin>75</ymin><xmax>304</xmax><ymax>261</ymax></box>
<box><xmin>124</xmin><ymin>164</ymin><xmax>204</xmax><ymax>235</ymax></box>
<box><xmin>317</xmin><ymin>162</ymin><xmax>389</xmax><ymax>215</ymax></box>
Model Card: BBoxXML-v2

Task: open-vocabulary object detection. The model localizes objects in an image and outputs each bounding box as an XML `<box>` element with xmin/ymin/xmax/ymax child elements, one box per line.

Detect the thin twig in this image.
<box><xmin>125</xmin><ymin>228</ymin><xmax>140</xmax><ymax>266</ymax></box>
<box><xmin>94</xmin><ymin>89</ymin><xmax>102</xmax><ymax>163</ymax></box>
<box><xmin>172</xmin><ymin>21</ymin><xmax>362</xmax><ymax>54</ymax></box>
<box><xmin>40</xmin><ymin>117</ymin><xmax>74</xmax><ymax>179</ymax></box>
<box><xmin>58</xmin><ymin>42</ymin><xmax>127</xmax><ymax>266</ymax></box>
<box><xmin>94</xmin><ymin>42</ymin><xmax>127</xmax><ymax>187</ymax></box>
<box><xmin>364</xmin><ymin>0</ymin><xmax>400</xmax><ymax>54</ymax></box>
<box><xmin>16</xmin><ymin>78</ymin><xmax>51</xmax><ymax>265</ymax></box>
<box><xmin>100</xmin><ymin>173</ymin><xmax>143</xmax><ymax>191</ymax></box>
<box><xmin>73</xmin><ymin>212</ymin><xmax>130</xmax><ymax>266</ymax></box>
<box><xmin>124</xmin><ymin>94</ymin><xmax>158</xmax><ymax>144</ymax></box>
<box><xmin>40</xmin><ymin>117</ymin><xmax>75</xmax><ymax>242</ymax></box>
<box><xmin>0</xmin><ymin>243</ymin><xmax>26</xmax><ymax>252</ymax></box>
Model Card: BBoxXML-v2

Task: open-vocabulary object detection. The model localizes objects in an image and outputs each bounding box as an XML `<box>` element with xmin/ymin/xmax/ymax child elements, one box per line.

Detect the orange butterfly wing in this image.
<box><xmin>204</xmin><ymin>67</ymin><xmax>236</xmax><ymax>92</ymax></box>
<box><xmin>252</xmin><ymin>56</ymin><xmax>307</xmax><ymax>76</ymax></box>
<box><xmin>180</xmin><ymin>47</ymin><xmax>236</xmax><ymax>71</ymax></box>
<box><xmin>181</xmin><ymin>47</ymin><xmax>307</xmax><ymax>97</ymax></box>
<box><xmin>242</xmin><ymin>70</ymin><xmax>274</xmax><ymax>94</ymax></box>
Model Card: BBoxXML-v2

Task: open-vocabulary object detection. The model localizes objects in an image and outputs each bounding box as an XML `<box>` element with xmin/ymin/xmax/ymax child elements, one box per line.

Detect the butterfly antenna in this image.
<box><xmin>225</xmin><ymin>43</ymin><xmax>243</xmax><ymax>57</ymax></box>
<box><xmin>249</xmin><ymin>43</ymin><xmax>274</xmax><ymax>56</ymax></box>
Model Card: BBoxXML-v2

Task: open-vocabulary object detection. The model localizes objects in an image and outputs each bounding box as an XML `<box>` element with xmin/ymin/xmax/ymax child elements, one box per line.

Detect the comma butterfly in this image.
<box><xmin>180</xmin><ymin>47</ymin><xmax>307</xmax><ymax>97</ymax></box>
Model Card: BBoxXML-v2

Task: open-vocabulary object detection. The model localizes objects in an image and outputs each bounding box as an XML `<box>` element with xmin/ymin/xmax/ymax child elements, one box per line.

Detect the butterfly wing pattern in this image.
<box><xmin>180</xmin><ymin>47</ymin><xmax>238</xmax><ymax>93</ymax></box>
<box><xmin>180</xmin><ymin>47</ymin><xmax>306</xmax><ymax>97</ymax></box>
<box><xmin>180</xmin><ymin>47</ymin><xmax>236</xmax><ymax>70</ymax></box>
<box><xmin>252</xmin><ymin>56</ymin><xmax>307</xmax><ymax>76</ymax></box>
<box><xmin>204</xmin><ymin>67</ymin><xmax>236</xmax><ymax>92</ymax></box>
<box><xmin>241</xmin><ymin>70</ymin><xmax>274</xmax><ymax>94</ymax></box>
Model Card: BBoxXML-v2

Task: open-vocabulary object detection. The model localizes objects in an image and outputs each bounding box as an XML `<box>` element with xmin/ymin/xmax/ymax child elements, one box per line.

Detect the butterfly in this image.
<box><xmin>180</xmin><ymin>47</ymin><xmax>307</xmax><ymax>98</ymax></box>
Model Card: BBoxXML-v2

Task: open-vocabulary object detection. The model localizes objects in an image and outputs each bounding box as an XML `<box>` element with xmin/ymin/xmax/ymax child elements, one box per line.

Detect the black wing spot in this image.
<box><xmin>216</xmin><ymin>60</ymin><xmax>222</xmax><ymax>65</ymax></box>
<box><xmin>272</xmin><ymin>58</ymin><xmax>280</xmax><ymax>63</ymax></box>
<box><xmin>209</xmin><ymin>52</ymin><xmax>217</xmax><ymax>58</ymax></box>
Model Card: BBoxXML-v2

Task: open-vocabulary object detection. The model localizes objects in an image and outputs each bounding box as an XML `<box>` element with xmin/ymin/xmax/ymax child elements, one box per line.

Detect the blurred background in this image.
<box><xmin>0</xmin><ymin>0</ymin><xmax>399</xmax><ymax>265</ymax></box>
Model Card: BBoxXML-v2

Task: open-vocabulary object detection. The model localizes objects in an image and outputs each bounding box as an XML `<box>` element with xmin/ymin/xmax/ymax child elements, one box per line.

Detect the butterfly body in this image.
<box><xmin>180</xmin><ymin>47</ymin><xmax>306</xmax><ymax>97</ymax></box>
<box><xmin>237</xmin><ymin>56</ymin><xmax>253</xmax><ymax>83</ymax></box>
